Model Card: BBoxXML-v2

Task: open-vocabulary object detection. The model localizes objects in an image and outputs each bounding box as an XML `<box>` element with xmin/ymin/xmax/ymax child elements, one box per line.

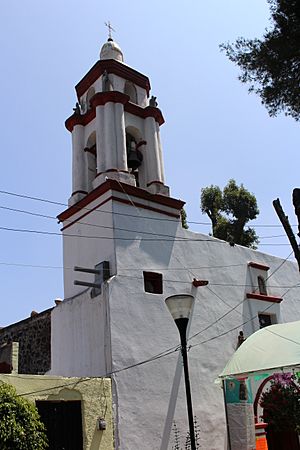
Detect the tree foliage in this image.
<box><xmin>260</xmin><ymin>373</ymin><xmax>300</xmax><ymax>432</ymax></box>
<box><xmin>220</xmin><ymin>0</ymin><xmax>300</xmax><ymax>121</ymax></box>
<box><xmin>200</xmin><ymin>179</ymin><xmax>259</xmax><ymax>248</ymax></box>
<box><xmin>181</xmin><ymin>208</ymin><xmax>189</xmax><ymax>229</ymax></box>
<box><xmin>0</xmin><ymin>383</ymin><xmax>48</xmax><ymax>450</ymax></box>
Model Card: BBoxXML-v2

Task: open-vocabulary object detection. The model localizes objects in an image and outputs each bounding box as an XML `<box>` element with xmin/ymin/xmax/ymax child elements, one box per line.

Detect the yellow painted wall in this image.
<box><xmin>0</xmin><ymin>374</ymin><xmax>114</xmax><ymax>450</ymax></box>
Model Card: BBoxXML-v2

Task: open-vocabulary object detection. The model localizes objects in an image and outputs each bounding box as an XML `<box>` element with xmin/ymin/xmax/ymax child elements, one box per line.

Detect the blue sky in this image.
<box><xmin>0</xmin><ymin>1</ymin><xmax>299</xmax><ymax>326</ymax></box>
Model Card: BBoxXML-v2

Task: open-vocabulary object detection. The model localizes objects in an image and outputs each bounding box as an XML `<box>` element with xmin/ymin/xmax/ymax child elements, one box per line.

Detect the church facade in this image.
<box><xmin>22</xmin><ymin>37</ymin><xmax>300</xmax><ymax>449</ymax></box>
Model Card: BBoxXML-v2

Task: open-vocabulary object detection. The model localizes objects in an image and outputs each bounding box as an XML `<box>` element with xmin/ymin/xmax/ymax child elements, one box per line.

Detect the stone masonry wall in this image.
<box><xmin>0</xmin><ymin>309</ymin><xmax>53</xmax><ymax>374</ymax></box>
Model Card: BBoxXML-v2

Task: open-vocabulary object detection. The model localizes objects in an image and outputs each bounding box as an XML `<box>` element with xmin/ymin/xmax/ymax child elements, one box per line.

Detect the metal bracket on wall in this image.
<box><xmin>74</xmin><ymin>261</ymin><xmax>110</xmax><ymax>297</ymax></box>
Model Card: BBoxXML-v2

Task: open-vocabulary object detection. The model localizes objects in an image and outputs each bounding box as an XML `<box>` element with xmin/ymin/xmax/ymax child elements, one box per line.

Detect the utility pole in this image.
<box><xmin>273</xmin><ymin>198</ymin><xmax>300</xmax><ymax>271</ymax></box>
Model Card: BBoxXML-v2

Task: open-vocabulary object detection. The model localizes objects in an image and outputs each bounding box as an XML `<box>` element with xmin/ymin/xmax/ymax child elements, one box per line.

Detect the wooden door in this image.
<box><xmin>36</xmin><ymin>400</ymin><xmax>83</xmax><ymax>450</ymax></box>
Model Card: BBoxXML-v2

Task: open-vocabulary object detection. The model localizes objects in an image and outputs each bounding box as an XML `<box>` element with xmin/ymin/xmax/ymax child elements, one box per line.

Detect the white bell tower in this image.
<box><xmin>65</xmin><ymin>37</ymin><xmax>169</xmax><ymax>207</ymax></box>
<box><xmin>58</xmin><ymin>37</ymin><xmax>183</xmax><ymax>300</ymax></box>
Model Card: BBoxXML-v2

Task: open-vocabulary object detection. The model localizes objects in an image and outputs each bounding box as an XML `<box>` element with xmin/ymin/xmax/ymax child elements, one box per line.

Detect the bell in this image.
<box><xmin>127</xmin><ymin>149</ymin><xmax>143</xmax><ymax>171</ymax></box>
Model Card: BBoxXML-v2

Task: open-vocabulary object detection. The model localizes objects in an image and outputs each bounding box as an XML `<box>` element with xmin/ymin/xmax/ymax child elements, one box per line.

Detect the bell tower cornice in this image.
<box><xmin>75</xmin><ymin>59</ymin><xmax>151</xmax><ymax>99</ymax></box>
<box><xmin>65</xmin><ymin>91</ymin><xmax>164</xmax><ymax>132</ymax></box>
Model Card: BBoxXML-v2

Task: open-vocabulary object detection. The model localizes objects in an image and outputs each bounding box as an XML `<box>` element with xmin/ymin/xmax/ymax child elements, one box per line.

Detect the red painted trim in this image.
<box><xmin>65</xmin><ymin>108</ymin><xmax>96</xmax><ymax>132</ymax></box>
<box><xmin>248</xmin><ymin>262</ymin><xmax>270</xmax><ymax>271</ymax></box>
<box><xmin>147</xmin><ymin>180</ymin><xmax>164</xmax><ymax>187</ymax></box>
<box><xmin>255</xmin><ymin>423</ymin><xmax>267</xmax><ymax>430</ymax></box>
<box><xmin>75</xmin><ymin>59</ymin><xmax>151</xmax><ymax>98</ymax></box>
<box><xmin>125</xmin><ymin>102</ymin><xmax>164</xmax><ymax>126</ymax></box>
<box><xmin>57</xmin><ymin>179</ymin><xmax>185</xmax><ymax>222</ymax></box>
<box><xmin>254</xmin><ymin>376</ymin><xmax>274</xmax><ymax>421</ymax></box>
<box><xmin>113</xmin><ymin>197</ymin><xmax>181</xmax><ymax>218</ymax></box>
<box><xmin>65</xmin><ymin>95</ymin><xmax>164</xmax><ymax>132</ymax></box>
<box><xmin>246</xmin><ymin>292</ymin><xmax>283</xmax><ymax>303</ymax></box>
<box><xmin>256</xmin><ymin>432</ymin><xmax>267</xmax><ymax>437</ymax></box>
<box><xmin>90</xmin><ymin>91</ymin><xmax>129</xmax><ymax>107</ymax></box>
<box><xmin>61</xmin><ymin>195</ymin><xmax>114</xmax><ymax>231</ymax></box>
<box><xmin>95</xmin><ymin>169</ymin><xmax>130</xmax><ymax>177</ymax></box>
<box><xmin>61</xmin><ymin>193</ymin><xmax>181</xmax><ymax>231</ymax></box>
<box><xmin>192</xmin><ymin>279</ymin><xmax>209</xmax><ymax>287</ymax></box>
<box><xmin>72</xmin><ymin>190</ymin><xmax>88</xmax><ymax>196</ymax></box>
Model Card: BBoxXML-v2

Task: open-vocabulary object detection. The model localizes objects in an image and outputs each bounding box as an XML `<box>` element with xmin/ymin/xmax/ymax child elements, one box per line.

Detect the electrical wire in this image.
<box><xmin>187</xmin><ymin>250</ymin><xmax>295</xmax><ymax>344</ymax></box>
<box><xmin>0</xmin><ymin>204</ymin><xmax>290</xmax><ymax>241</ymax></box>
<box><xmin>0</xmin><ymin>188</ymin><xmax>297</xmax><ymax>228</ymax></box>
<box><xmin>11</xmin><ymin>254</ymin><xmax>298</xmax><ymax>397</ymax></box>
<box><xmin>0</xmin><ymin>225</ymin><xmax>231</xmax><ymax>242</ymax></box>
<box><xmin>16</xmin><ymin>278</ymin><xmax>299</xmax><ymax>398</ymax></box>
<box><xmin>118</xmin><ymin>274</ymin><xmax>300</xmax><ymax>290</ymax></box>
<box><xmin>16</xmin><ymin>346</ymin><xmax>179</xmax><ymax>397</ymax></box>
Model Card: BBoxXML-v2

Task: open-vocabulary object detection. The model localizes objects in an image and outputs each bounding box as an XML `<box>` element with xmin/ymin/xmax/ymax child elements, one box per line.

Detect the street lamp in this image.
<box><xmin>165</xmin><ymin>294</ymin><xmax>196</xmax><ymax>450</ymax></box>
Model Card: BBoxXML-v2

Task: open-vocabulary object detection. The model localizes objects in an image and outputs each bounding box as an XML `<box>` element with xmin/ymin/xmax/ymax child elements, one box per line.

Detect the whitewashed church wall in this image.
<box><xmin>62</xmin><ymin>197</ymin><xmax>116</xmax><ymax>299</ymax></box>
<box><xmin>110</xmin><ymin>74</ymin><xmax>125</xmax><ymax>94</ymax></box>
<box><xmin>50</xmin><ymin>289</ymin><xmax>109</xmax><ymax>377</ymax></box>
<box><xmin>106</xmin><ymin>200</ymin><xmax>300</xmax><ymax>450</ymax></box>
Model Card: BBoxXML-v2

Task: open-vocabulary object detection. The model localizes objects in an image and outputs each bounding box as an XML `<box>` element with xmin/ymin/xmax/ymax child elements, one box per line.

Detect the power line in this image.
<box><xmin>19</xmin><ymin>279</ymin><xmax>298</xmax><ymax>398</ymax></box>
<box><xmin>16</xmin><ymin>346</ymin><xmax>179</xmax><ymax>397</ymax></box>
<box><xmin>0</xmin><ymin>203</ymin><xmax>290</xmax><ymax>241</ymax></box>
<box><xmin>118</xmin><ymin>274</ymin><xmax>300</xmax><ymax>289</ymax></box>
<box><xmin>0</xmin><ymin>224</ymin><xmax>237</xmax><ymax>243</ymax></box>
<box><xmin>0</xmin><ymin>188</ymin><xmax>297</xmax><ymax>228</ymax></box>
<box><xmin>12</xmin><ymin>255</ymin><xmax>297</xmax><ymax>397</ymax></box>
<box><xmin>188</xmin><ymin>250</ymin><xmax>294</xmax><ymax>343</ymax></box>
<box><xmin>0</xmin><ymin>262</ymin><xmax>246</xmax><ymax>270</ymax></box>
<box><xmin>0</xmin><ymin>261</ymin><xmax>298</xmax><ymax>290</ymax></box>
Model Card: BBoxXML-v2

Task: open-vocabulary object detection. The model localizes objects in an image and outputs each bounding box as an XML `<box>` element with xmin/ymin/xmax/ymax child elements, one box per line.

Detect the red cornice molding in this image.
<box><xmin>62</xmin><ymin>194</ymin><xmax>181</xmax><ymax>231</ymax></box>
<box><xmin>248</xmin><ymin>262</ymin><xmax>270</xmax><ymax>271</ymax></box>
<box><xmin>75</xmin><ymin>59</ymin><xmax>151</xmax><ymax>98</ymax></box>
<box><xmin>125</xmin><ymin>102</ymin><xmax>165</xmax><ymax>126</ymax></box>
<box><xmin>90</xmin><ymin>91</ymin><xmax>129</xmax><ymax>107</ymax></box>
<box><xmin>58</xmin><ymin>179</ymin><xmax>185</xmax><ymax>223</ymax></box>
<box><xmin>65</xmin><ymin>108</ymin><xmax>96</xmax><ymax>132</ymax></box>
<box><xmin>255</xmin><ymin>423</ymin><xmax>268</xmax><ymax>430</ymax></box>
<box><xmin>246</xmin><ymin>292</ymin><xmax>282</xmax><ymax>303</ymax></box>
<box><xmin>65</xmin><ymin>93</ymin><xmax>164</xmax><ymax>132</ymax></box>
<box><xmin>147</xmin><ymin>180</ymin><xmax>164</xmax><ymax>187</ymax></box>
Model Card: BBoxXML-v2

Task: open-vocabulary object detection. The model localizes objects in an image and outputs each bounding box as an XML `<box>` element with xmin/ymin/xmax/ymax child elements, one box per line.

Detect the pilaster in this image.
<box><xmin>70</xmin><ymin>124</ymin><xmax>87</xmax><ymax>205</ymax></box>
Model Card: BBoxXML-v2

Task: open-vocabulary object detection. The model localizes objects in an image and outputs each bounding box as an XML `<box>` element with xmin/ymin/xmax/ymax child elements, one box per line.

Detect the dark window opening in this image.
<box><xmin>36</xmin><ymin>400</ymin><xmax>83</xmax><ymax>450</ymax></box>
<box><xmin>258</xmin><ymin>313</ymin><xmax>273</xmax><ymax>329</ymax></box>
<box><xmin>258</xmin><ymin>275</ymin><xmax>267</xmax><ymax>295</ymax></box>
<box><xmin>126</xmin><ymin>132</ymin><xmax>143</xmax><ymax>186</ymax></box>
<box><xmin>143</xmin><ymin>272</ymin><xmax>163</xmax><ymax>294</ymax></box>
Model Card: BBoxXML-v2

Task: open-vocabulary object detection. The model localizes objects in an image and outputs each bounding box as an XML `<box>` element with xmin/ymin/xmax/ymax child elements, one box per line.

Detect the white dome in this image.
<box><xmin>100</xmin><ymin>38</ymin><xmax>124</xmax><ymax>62</ymax></box>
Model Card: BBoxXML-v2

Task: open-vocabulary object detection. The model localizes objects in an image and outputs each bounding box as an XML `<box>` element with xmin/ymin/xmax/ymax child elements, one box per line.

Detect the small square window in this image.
<box><xmin>258</xmin><ymin>313</ymin><xmax>274</xmax><ymax>328</ymax></box>
<box><xmin>143</xmin><ymin>272</ymin><xmax>163</xmax><ymax>294</ymax></box>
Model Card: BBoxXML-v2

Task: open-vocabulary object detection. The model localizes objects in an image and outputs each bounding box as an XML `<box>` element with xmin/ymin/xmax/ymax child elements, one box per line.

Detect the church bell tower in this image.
<box><xmin>65</xmin><ymin>37</ymin><xmax>169</xmax><ymax>206</ymax></box>
<box><xmin>58</xmin><ymin>36</ymin><xmax>183</xmax><ymax>299</ymax></box>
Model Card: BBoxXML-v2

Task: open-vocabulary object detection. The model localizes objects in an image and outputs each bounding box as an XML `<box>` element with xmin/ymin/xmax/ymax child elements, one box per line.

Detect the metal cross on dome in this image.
<box><xmin>104</xmin><ymin>21</ymin><xmax>115</xmax><ymax>40</ymax></box>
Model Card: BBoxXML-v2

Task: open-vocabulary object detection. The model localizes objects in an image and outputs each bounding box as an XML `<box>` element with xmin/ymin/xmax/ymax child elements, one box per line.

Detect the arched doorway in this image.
<box><xmin>254</xmin><ymin>375</ymin><xmax>300</xmax><ymax>450</ymax></box>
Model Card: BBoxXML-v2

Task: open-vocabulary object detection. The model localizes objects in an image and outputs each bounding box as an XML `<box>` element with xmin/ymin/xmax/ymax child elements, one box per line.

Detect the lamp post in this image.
<box><xmin>165</xmin><ymin>294</ymin><xmax>196</xmax><ymax>450</ymax></box>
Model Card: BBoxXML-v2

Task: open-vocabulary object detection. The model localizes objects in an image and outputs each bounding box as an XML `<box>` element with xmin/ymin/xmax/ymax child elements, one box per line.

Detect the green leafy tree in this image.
<box><xmin>181</xmin><ymin>208</ymin><xmax>189</xmax><ymax>229</ymax></box>
<box><xmin>220</xmin><ymin>0</ymin><xmax>300</xmax><ymax>121</ymax></box>
<box><xmin>200</xmin><ymin>179</ymin><xmax>259</xmax><ymax>248</ymax></box>
<box><xmin>0</xmin><ymin>383</ymin><xmax>48</xmax><ymax>450</ymax></box>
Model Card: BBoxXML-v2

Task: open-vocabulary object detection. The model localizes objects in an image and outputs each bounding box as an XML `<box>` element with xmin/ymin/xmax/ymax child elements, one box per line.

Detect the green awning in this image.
<box><xmin>220</xmin><ymin>320</ymin><xmax>300</xmax><ymax>378</ymax></box>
